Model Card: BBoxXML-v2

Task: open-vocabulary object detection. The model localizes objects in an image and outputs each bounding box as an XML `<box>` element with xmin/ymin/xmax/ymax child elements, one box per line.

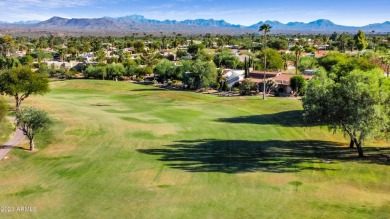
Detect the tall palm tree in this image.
<box><xmin>259</xmin><ymin>24</ymin><xmax>272</xmax><ymax>100</ymax></box>
<box><xmin>338</xmin><ymin>33</ymin><xmax>348</xmax><ymax>53</ymax></box>
<box><xmin>291</xmin><ymin>44</ymin><xmax>305</xmax><ymax>74</ymax></box>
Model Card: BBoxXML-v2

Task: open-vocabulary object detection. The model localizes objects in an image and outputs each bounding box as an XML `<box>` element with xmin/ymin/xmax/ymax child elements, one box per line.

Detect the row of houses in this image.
<box><xmin>223</xmin><ymin>69</ymin><xmax>313</xmax><ymax>94</ymax></box>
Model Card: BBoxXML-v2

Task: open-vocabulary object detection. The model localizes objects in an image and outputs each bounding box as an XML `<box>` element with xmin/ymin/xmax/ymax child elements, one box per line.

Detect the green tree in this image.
<box><xmin>381</xmin><ymin>53</ymin><xmax>390</xmax><ymax>77</ymax></box>
<box><xmin>154</xmin><ymin>59</ymin><xmax>174</xmax><ymax>82</ymax></box>
<box><xmin>256</xmin><ymin>48</ymin><xmax>284</xmax><ymax>71</ymax></box>
<box><xmin>106</xmin><ymin>64</ymin><xmax>125</xmax><ymax>80</ymax></box>
<box><xmin>16</xmin><ymin>107</ymin><xmax>52</xmax><ymax>151</ymax></box>
<box><xmin>329</xmin><ymin>56</ymin><xmax>377</xmax><ymax>82</ymax></box>
<box><xmin>176</xmin><ymin>50</ymin><xmax>188</xmax><ymax>59</ymax></box>
<box><xmin>214</xmin><ymin>51</ymin><xmax>240</xmax><ymax>69</ymax></box>
<box><xmin>259</xmin><ymin>24</ymin><xmax>272</xmax><ymax>100</ymax></box>
<box><xmin>338</xmin><ymin>33</ymin><xmax>349</xmax><ymax>53</ymax></box>
<box><xmin>136</xmin><ymin>66</ymin><xmax>153</xmax><ymax>78</ymax></box>
<box><xmin>184</xmin><ymin>60</ymin><xmax>217</xmax><ymax>89</ymax></box>
<box><xmin>19</xmin><ymin>54</ymin><xmax>34</xmax><ymax>67</ymax></box>
<box><xmin>0</xmin><ymin>35</ymin><xmax>15</xmax><ymax>57</ymax></box>
<box><xmin>318</xmin><ymin>52</ymin><xmax>348</xmax><ymax>72</ymax></box>
<box><xmin>0</xmin><ymin>56</ymin><xmax>22</xmax><ymax>69</ymax></box>
<box><xmin>84</xmin><ymin>65</ymin><xmax>107</xmax><ymax>80</ymax></box>
<box><xmin>0</xmin><ymin>66</ymin><xmax>49</xmax><ymax>110</ymax></box>
<box><xmin>239</xmin><ymin>79</ymin><xmax>257</xmax><ymax>95</ymax></box>
<box><xmin>140</xmin><ymin>54</ymin><xmax>160</xmax><ymax>69</ymax></box>
<box><xmin>290</xmin><ymin>75</ymin><xmax>306</xmax><ymax>95</ymax></box>
<box><xmin>64</xmin><ymin>68</ymin><xmax>77</xmax><ymax>79</ymax></box>
<box><xmin>0</xmin><ymin>98</ymin><xmax>7</xmax><ymax>123</ymax></box>
<box><xmin>290</xmin><ymin>45</ymin><xmax>305</xmax><ymax>74</ymax></box>
<box><xmin>94</xmin><ymin>50</ymin><xmax>106</xmax><ymax>63</ymax></box>
<box><xmin>303</xmin><ymin>68</ymin><xmax>390</xmax><ymax>157</ymax></box>
<box><xmin>282</xmin><ymin>53</ymin><xmax>295</xmax><ymax>70</ymax></box>
<box><xmin>175</xmin><ymin>60</ymin><xmax>192</xmax><ymax>80</ymax></box>
<box><xmin>187</xmin><ymin>44</ymin><xmax>205</xmax><ymax>55</ymax></box>
<box><xmin>267</xmin><ymin>38</ymin><xmax>289</xmax><ymax>50</ymax></box>
<box><xmin>194</xmin><ymin>49</ymin><xmax>213</xmax><ymax>62</ymax></box>
<box><xmin>354</xmin><ymin>30</ymin><xmax>368</xmax><ymax>53</ymax></box>
<box><xmin>298</xmin><ymin>56</ymin><xmax>317</xmax><ymax>72</ymax></box>
<box><xmin>133</xmin><ymin>40</ymin><xmax>145</xmax><ymax>53</ymax></box>
<box><xmin>347</xmin><ymin>38</ymin><xmax>356</xmax><ymax>52</ymax></box>
<box><xmin>57</xmin><ymin>48</ymin><xmax>66</xmax><ymax>62</ymax></box>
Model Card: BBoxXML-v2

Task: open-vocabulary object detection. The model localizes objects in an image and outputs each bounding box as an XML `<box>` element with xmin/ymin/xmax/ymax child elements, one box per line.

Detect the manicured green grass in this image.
<box><xmin>0</xmin><ymin>119</ymin><xmax>13</xmax><ymax>145</ymax></box>
<box><xmin>0</xmin><ymin>80</ymin><xmax>389</xmax><ymax>219</ymax></box>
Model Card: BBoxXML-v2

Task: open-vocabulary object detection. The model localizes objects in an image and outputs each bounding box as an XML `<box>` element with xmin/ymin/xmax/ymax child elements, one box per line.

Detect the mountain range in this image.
<box><xmin>1</xmin><ymin>15</ymin><xmax>389</xmax><ymax>35</ymax></box>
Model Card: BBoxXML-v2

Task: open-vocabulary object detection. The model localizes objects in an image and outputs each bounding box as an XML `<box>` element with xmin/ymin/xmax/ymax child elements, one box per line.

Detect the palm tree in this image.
<box><xmin>259</xmin><ymin>24</ymin><xmax>272</xmax><ymax>100</ymax></box>
<box><xmin>338</xmin><ymin>33</ymin><xmax>348</xmax><ymax>53</ymax></box>
<box><xmin>290</xmin><ymin>44</ymin><xmax>305</xmax><ymax>74</ymax></box>
<box><xmin>322</xmin><ymin>35</ymin><xmax>330</xmax><ymax>50</ymax></box>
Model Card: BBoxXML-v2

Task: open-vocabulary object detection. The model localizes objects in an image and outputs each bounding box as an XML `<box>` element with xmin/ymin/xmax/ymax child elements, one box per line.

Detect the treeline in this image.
<box><xmin>0</xmin><ymin>31</ymin><xmax>389</xmax><ymax>92</ymax></box>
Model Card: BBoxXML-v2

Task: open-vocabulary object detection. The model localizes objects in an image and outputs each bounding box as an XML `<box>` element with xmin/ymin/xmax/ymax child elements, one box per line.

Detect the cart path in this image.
<box><xmin>0</xmin><ymin>117</ymin><xmax>25</xmax><ymax>160</ymax></box>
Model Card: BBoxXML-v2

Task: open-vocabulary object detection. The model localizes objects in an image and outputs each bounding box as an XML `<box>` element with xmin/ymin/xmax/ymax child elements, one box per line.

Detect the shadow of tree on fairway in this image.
<box><xmin>217</xmin><ymin>110</ymin><xmax>307</xmax><ymax>127</ymax></box>
<box><xmin>130</xmin><ymin>88</ymin><xmax>165</xmax><ymax>92</ymax></box>
<box><xmin>137</xmin><ymin>139</ymin><xmax>390</xmax><ymax>173</ymax></box>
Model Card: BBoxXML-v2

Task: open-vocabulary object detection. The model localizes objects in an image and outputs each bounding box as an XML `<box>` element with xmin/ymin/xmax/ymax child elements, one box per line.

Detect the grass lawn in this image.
<box><xmin>0</xmin><ymin>80</ymin><xmax>389</xmax><ymax>219</ymax></box>
<box><xmin>0</xmin><ymin>118</ymin><xmax>14</xmax><ymax>146</ymax></box>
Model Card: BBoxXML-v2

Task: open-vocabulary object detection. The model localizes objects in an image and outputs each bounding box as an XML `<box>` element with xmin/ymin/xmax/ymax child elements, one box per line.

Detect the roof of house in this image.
<box><xmin>250</xmin><ymin>70</ymin><xmax>281</xmax><ymax>82</ymax></box>
<box><xmin>222</xmin><ymin>69</ymin><xmax>231</xmax><ymax>74</ymax></box>
<box><xmin>314</xmin><ymin>50</ymin><xmax>328</xmax><ymax>58</ymax></box>
<box><xmin>273</xmin><ymin>74</ymin><xmax>313</xmax><ymax>85</ymax></box>
<box><xmin>249</xmin><ymin>71</ymin><xmax>313</xmax><ymax>84</ymax></box>
<box><xmin>278</xmin><ymin>50</ymin><xmax>291</xmax><ymax>53</ymax></box>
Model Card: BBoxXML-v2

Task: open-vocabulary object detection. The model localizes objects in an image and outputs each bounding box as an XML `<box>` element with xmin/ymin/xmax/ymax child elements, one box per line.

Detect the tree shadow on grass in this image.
<box><xmin>137</xmin><ymin>139</ymin><xmax>390</xmax><ymax>174</ymax></box>
<box><xmin>0</xmin><ymin>145</ymin><xmax>24</xmax><ymax>150</ymax></box>
<box><xmin>130</xmin><ymin>88</ymin><xmax>166</xmax><ymax>92</ymax></box>
<box><xmin>217</xmin><ymin>110</ymin><xmax>307</xmax><ymax>127</ymax></box>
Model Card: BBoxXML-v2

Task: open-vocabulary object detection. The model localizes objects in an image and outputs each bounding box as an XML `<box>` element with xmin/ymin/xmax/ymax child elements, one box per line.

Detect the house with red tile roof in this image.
<box><xmin>249</xmin><ymin>70</ymin><xmax>280</xmax><ymax>83</ymax></box>
<box><xmin>249</xmin><ymin>69</ymin><xmax>313</xmax><ymax>94</ymax></box>
<box><xmin>273</xmin><ymin>73</ymin><xmax>312</xmax><ymax>94</ymax></box>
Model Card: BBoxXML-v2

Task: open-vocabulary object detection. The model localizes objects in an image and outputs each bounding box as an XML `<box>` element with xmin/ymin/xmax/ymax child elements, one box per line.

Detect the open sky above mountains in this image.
<box><xmin>0</xmin><ymin>0</ymin><xmax>389</xmax><ymax>26</ymax></box>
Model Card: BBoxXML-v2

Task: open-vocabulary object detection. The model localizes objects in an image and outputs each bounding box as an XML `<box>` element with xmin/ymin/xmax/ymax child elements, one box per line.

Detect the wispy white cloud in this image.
<box><xmin>0</xmin><ymin>0</ymin><xmax>95</xmax><ymax>9</ymax></box>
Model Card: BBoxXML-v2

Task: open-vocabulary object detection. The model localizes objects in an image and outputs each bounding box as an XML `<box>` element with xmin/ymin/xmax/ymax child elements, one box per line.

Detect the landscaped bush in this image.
<box><xmin>239</xmin><ymin>79</ymin><xmax>257</xmax><ymax>95</ymax></box>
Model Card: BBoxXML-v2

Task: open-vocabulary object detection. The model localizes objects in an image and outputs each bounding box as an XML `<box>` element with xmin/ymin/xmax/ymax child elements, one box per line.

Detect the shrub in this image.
<box><xmin>290</xmin><ymin>75</ymin><xmax>307</xmax><ymax>96</ymax></box>
<box><xmin>239</xmin><ymin>79</ymin><xmax>257</xmax><ymax>95</ymax></box>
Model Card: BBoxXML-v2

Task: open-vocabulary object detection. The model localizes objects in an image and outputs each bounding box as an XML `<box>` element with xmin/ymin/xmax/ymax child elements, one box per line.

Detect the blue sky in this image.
<box><xmin>0</xmin><ymin>0</ymin><xmax>389</xmax><ymax>26</ymax></box>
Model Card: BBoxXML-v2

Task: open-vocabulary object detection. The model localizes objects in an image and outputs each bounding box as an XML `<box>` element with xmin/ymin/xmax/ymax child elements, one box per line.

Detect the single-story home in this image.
<box><xmin>249</xmin><ymin>69</ymin><xmax>312</xmax><ymax>94</ymax></box>
<box><xmin>223</xmin><ymin>69</ymin><xmax>246</xmax><ymax>88</ymax></box>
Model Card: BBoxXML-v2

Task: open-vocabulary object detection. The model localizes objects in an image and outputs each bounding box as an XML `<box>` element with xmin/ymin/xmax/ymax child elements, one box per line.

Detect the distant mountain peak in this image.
<box><xmin>313</xmin><ymin>19</ymin><xmax>333</xmax><ymax>23</ymax></box>
<box><xmin>46</xmin><ymin>16</ymin><xmax>67</xmax><ymax>22</ymax></box>
<box><xmin>308</xmin><ymin>19</ymin><xmax>335</xmax><ymax>26</ymax></box>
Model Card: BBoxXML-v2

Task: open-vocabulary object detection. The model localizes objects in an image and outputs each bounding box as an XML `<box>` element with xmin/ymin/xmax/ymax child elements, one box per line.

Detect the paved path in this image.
<box><xmin>0</xmin><ymin>117</ymin><xmax>25</xmax><ymax>160</ymax></box>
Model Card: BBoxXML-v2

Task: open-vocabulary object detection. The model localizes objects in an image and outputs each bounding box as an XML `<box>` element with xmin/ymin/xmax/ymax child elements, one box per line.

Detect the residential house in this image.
<box><xmin>223</xmin><ymin>69</ymin><xmax>245</xmax><ymax>88</ymax></box>
<box><xmin>80</xmin><ymin>52</ymin><xmax>94</xmax><ymax>62</ymax></box>
<box><xmin>249</xmin><ymin>69</ymin><xmax>312</xmax><ymax>94</ymax></box>
<box><xmin>159</xmin><ymin>49</ymin><xmax>171</xmax><ymax>57</ymax></box>
<box><xmin>15</xmin><ymin>50</ymin><xmax>27</xmax><ymax>57</ymax></box>
<box><xmin>123</xmin><ymin>47</ymin><xmax>135</xmax><ymax>54</ymax></box>
<box><xmin>272</xmin><ymin>73</ymin><xmax>312</xmax><ymax>94</ymax></box>
<box><xmin>45</xmin><ymin>61</ymin><xmax>83</xmax><ymax>70</ymax></box>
